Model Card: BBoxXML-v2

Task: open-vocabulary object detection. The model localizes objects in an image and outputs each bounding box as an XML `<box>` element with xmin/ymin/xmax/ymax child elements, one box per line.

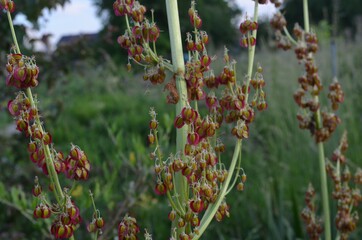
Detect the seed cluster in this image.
<box><xmin>49</xmin><ymin>199</ymin><xmax>82</xmax><ymax>239</ymax></box>
<box><xmin>5</xmin><ymin>50</ymin><xmax>91</xmax><ymax>239</ymax></box>
<box><xmin>114</xmin><ymin>0</ymin><xmax>167</xmax><ymax>86</ymax></box>
<box><xmin>301</xmin><ymin>184</ymin><xmax>323</xmax><ymax>240</ymax></box>
<box><xmin>271</xmin><ymin>15</ymin><xmax>344</xmax><ymax>143</ymax></box>
<box><xmin>0</xmin><ymin>0</ymin><xmax>15</xmax><ymax>12</ymax></box>
<box><xmin>6</xmin><ymin>54</ymin><xmax>39</xmax><ymax>88</ymax></box>
<box><xmin>118</xmin><ymin>215</ymin><xmax>140</xmax><ymax>240</ymax></box>
<box><xmin>114</xmin><ymin>0</ymin><xmax>267</xmax><ymax>238</ymax></box>
<box><xmin>271</xmin><ymin>10</ymin><xmax>360</xmax><ymax>239</ymax></box>
<box><xmin>31</xmin><ymin>175</ymin><xmax>83</xmax><ymax>239</ymax></box>
<box><xmin>326</xmin><ymin>133</ymin><xmax>361</xmax><ymax>240</ymax></box>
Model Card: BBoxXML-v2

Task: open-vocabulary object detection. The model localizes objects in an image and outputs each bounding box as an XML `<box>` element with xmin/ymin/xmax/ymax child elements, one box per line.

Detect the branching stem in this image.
<box><xmin>303</xmin><ymin>1</ymin><xmax>331</xmax><ymax>240</ymax></box>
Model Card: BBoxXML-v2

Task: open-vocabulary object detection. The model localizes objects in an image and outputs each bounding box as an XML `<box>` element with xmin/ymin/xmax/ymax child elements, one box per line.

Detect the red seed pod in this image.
<box><xmin>187</xmin><ymin>132</ymin><xmax>200</xmax><ymax>146</ymax></box>
<box><xmin>41</xmin><ymin>205</ymin><xmax>51</xmax><ymax>218</ymax></box>
<box><xmin>249</xmin><ymin>21</ymin><xmax>258</xmax><ymax>31</ymax></box>
<box><xmin>186</xmin><ymin>40</ymin><xmax>196</xmax><ymax>51</ymax></box>
<box><xmin>201</xmin><ymin>55</ymin><xmax>211</xmax><ymax>67</ymax></box>
<box><xmin>215</xmin><ymin>211</ymin><xmax>223</xmax><ymax>222</ymax></box>
<box><xmin>168</xmin><ymin>210</ymin><xmax>176</xmax><ymax>221</ymax></box>
<box><xmin>195</xmin><ymin>41</ymin><xmax>204</xmax><ymax>52</ymax></box>
<box><xmin>257</xmin><ymin>101</ymin><xmax>268</xmax><ymax>111</ymax></box>
<box><xmin>190</xmin><ymin>199</ymin><xmax>204</xmax><ymax>213</ymax></box>
<box><xmin>172</xmin><ymin>158</ymin><xmax>185</xmax><ymax>172</ymax></box>
<box><xmin>7</xmin><ymin>100</ymin><xmax>20</xmax><ymax>116</ymax></box>
<box><xmin>205</xmin><ymin>95</ymin><xmax>217</xmax><ymax>109</ymax></box>
<box><xmin>16</xmin><ymin>119</ymin><xmax>28</xmax><ymax>132</ymax></box>
<box><xmin>191</xmin><ymin>215</ymin><xmax>200</xmax><ymax>227</ymax></box>
<box><xmin>240</xmin><ymin>36</ymin><xmax>248</xmax><ymax>48</ymax></box>
<box><xmin>184</xmin><ymin>143</ymin><xmax>192</xmax><ymax>155</ymax></box>
<box><xmin>28</xmin><ymin>141</ymin><xmax>37</xmax><ymax>153</ymax></box>
<box><xmin>149</xmin><ymin>119</ymin><xmax>158</xmax><ymax>130</ymax></box>
<box><xmin>32</xmin><ymin>184</ymin><xmax>42</xmax><ymax>197</ymax></box>
<box><xmin>182</xmin><ymin>166</ymin><xmax>193</xmax><ymax>177</ymax></box>
<box><xmin>70</xmin><ymin>146</ymin><xmax>83</xmax><ymax>160</ymax></box>
<box><xmin>54</xmin><ymin>160</ymin><xmax>66</xmax><ymax>173</ymax></box>
<box><xmin>67</xmin><ymin>204</ymin><xmax>79</xmax><ymax>220</ymax></box>
<box><xmin>181</xmin><ymin>107</ymin><xmax>193</xmax><ymax>122</ymax></box>
<box><xmin>237</xmin><ymin>182</ymin><xmax>244</xmax><ymax>191</ymax></box>
<box><xmin>202</xmin><ymin>32</ymin><xmax>209</xmax><ymax>44</ymax></box>
<box><xmin>155</xmin><ymin>182</ymin><xmax>167</xmax><ymax>195</ymax></box>
<box><xmin>241</xmin><ymin>173</ymin><xmax>247</xmax><ymax>183</ymax></box>
<box><xmin>239</xmin><ymin>19</ymin><xmax>251</xmax><ymax>34</ymax></box>
<box><xmin>33</xmin><ymin>205</ymin><xmax>42</xmax><ymax>218</ymax></box>
<box><xmin>13</xmin><ymin>66</ymin><xmax>26</xmax><ymax>82</ymax></box>
<box><xmin>43</xmin><ymin>132</ymin><xmax>52</xmax><ymax>145</ymax></box>
<box><xmin>147</xmin><ymin>133</ymin><xmax>155</xmax><ymax>144</ymax></box>
<box><xmin>96</xmin><ymin>217</ymin><xmax>105</xmax><ymax>229</ymax></box>
<box><xmin>178</xmin><ymin>218</ymin><xmax>186</xmax><ymax>228</ymax></box>
<box><xmin>6</xmin><ymin>62</ymin><xmax>13</xmax><ymax>73</ymax></box>
<box><xmin>149</xmin><ymin>24</ymin><xmax>160</xmax><ymax>42</ymax></box>
<box><xmin>87</xmin><ymin>221</ymin><xmax>97</xmax><ymax>233</ymax></box>
<box><xmin>174</xmin><ymin>115</ymin><xmax>185</xmax><ymax>128</ymax></box>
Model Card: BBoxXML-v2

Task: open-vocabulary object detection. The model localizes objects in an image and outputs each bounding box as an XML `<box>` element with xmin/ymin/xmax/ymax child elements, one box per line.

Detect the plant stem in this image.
<box><xmin>316</xmin><ymin>108</ymin><xmax>331</xmax><ymax>240</ymax></box>
<box><xmin>245</xmin><ymin>1</ymin><xmax>259</xmax><ymax>101</ymax></box>
<box><xmin>165</xmin><ymin>0</ymin><xmax>188</xmax><ymax>235</ymax></box>
<box><xmin>193</xmin><ymin>141</ymin><xmax>242</xmax><ymax>239</ymax></box>
<box><xmin>303</xmin><ymin>1</ymin><xmax>331</xmax><ymax>240</ymax></box>
<box><xmin>283</xmin><ymin>26</ymin><xmax>298</xmax><ymax>46</ymax></box>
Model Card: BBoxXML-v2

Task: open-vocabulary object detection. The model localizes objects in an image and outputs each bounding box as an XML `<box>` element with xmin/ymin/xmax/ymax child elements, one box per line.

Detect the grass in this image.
<box><xmin>0</xmin><ymin>37</ymin><xmax>361</xmax><ymax>239</ymax></box>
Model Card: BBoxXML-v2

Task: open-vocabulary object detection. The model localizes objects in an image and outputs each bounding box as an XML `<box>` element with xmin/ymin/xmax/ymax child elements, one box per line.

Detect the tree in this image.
<box><xmin>93</xmin><ymin>0</ymin><xmax>241</xmax><ymax>60</ymax></box>
<box><xmin>283</xmin><ymin>0</ymin><xmax>362</xmax><ymax>37</ymax></box>
<box><xmin>0</xmin><ymin>0</ymin><xmax>70</xmax><ymax>50</ymax></box>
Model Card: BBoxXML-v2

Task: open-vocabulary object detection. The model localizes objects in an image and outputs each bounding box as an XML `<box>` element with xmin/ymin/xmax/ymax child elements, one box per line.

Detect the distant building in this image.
<box><xmin>56</xmin><ymin>33</ymin><xmax>99</xmax><ymax>48</ymax></box>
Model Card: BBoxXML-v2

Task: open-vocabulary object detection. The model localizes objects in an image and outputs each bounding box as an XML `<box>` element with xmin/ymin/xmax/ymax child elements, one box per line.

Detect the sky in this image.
<box><xmin>14</xmin><ymin>0</ymin><xmax>277</xmax><ymax>49</ymax></box>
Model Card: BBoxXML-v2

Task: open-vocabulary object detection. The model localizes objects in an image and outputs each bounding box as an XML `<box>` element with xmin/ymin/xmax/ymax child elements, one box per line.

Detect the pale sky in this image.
<box><xmin>238</xmin><ymin>1</ymin><xmax>278</xmax><ymax>17</ymax></box>
<box><xmin>14</xmin><ymin>0</ymin><xmax>103</xmax><ymax>48</ymax></box>
<box><xmin>13</xmin><ymin>0</ymin><xmax>277</xmax><ymax>49</ymax></box>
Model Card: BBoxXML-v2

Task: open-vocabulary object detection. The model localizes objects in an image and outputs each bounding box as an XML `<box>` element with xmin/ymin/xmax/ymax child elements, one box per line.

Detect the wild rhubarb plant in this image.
<box><xmin>113</xmin><ymin>0</ymin><xmax>268</xmax><ymax>239</ymax></box>
<box><xmin>270</xmin><ymin>0</ymin><xmax>361</xmax><ymax>239</ymax></box>
<box><xmin>3</xmin><ymin>0</ymin><xmax>270</xmax><ymax>238</ymax></box>
<box><xmin>2</xmin><ymin>1</ymin><xmax>104</xmax><ymax>239</ymax></box>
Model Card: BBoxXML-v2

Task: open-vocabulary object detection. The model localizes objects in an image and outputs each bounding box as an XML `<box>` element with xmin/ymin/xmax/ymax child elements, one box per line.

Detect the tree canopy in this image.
<box><xmin>93</xmin><ymin>0</ymin><xmax>241</xmax><ymax>59</ymax></box>
<box><xmin>283</xmin><ymin>0</ymin><xmax>362</xmax><ymax>37</ymax></box>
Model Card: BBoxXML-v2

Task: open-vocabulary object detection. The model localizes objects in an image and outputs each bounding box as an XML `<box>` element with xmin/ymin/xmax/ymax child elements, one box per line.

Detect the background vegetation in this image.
<box><xmin>1</xmin><ymin>1</ymin><xmax>362</xmax><ymax>239</ymax></box>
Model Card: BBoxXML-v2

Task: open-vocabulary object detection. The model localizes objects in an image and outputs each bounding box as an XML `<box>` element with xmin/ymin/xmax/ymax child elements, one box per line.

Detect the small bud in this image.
<box><xmin>237</xmin><ymin>182</ymin><xmax>244</xmax><ymax>191</ymax></box>
<box><xmin>168</xmin><ymin>210</ymin><xmax>176</xmax><ymax>221</ymax></box>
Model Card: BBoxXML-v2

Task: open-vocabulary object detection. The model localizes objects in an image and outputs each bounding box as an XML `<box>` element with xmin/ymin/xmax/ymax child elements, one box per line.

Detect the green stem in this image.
<box><xmin>303</xmin><ymin>1</ymin><xmax>331</xmax><ymax>240</ymax></box>
<box><xmin>165</xmin><ymin>0</ymin><xmax>188</xmax><ymax>235</ymax></box>
<box><xmin>226</xmin><ymin>147</ymin><xmax>242</xmax><ymax>195</ymax></box>
<box><xmin>245</xmin><ymin>1</ymin><xmax>259</xmax><ymax>102</ymax></box>
<box><xmin>7</xmin><ymin>11</ymin><xmax>20</xmax><ymax>53</ymax></box>
<box><xmin>316</xmin><ymin>106</ymin><xmax>331</xmax><ymax>240</ymax></box>
<box><xmin>303</xmin><ymin>0</ymin><xmax>310</xmax><ymax>33</ymax></box>
<box><xmin>283</xmin><ymin>26</ymin><xmax>298</xmax><ymax>45</ymax></box>
<box><xmin>193</xmin><ymin>141</ymin><xmax>242</xmax><ymax>239</ymax></box>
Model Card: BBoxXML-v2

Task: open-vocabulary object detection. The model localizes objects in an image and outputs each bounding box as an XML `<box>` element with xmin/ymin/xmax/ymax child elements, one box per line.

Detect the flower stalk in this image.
<box><xmin>7</xmin><ymin>9</ymin><xmax>65</xmax><ymax>208</ymax></box>
<box><xmin>165</xmin><ymin>0</ymin><xmax>189</xmax><ymax>235</ymax></box>
<box><xmin>303</xmin><ymin>1</ymin><xmax>331</xmax><ymax>239</ymax></box>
